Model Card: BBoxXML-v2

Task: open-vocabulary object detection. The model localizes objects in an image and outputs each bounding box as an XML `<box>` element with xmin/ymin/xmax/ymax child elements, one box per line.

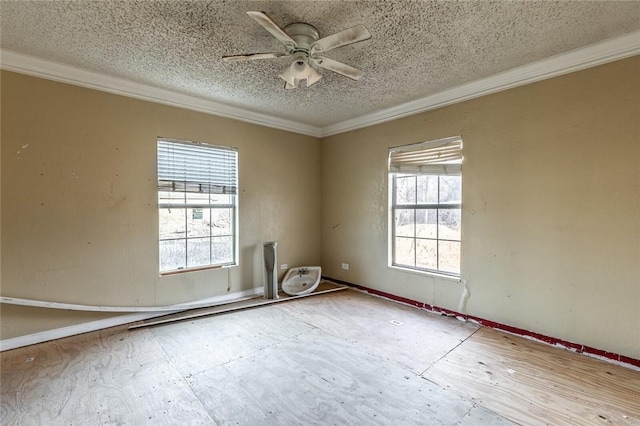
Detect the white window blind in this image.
<box><xmin>157</xmin><ymin>138</ymin><xmax>238</xmax><ymax>194</ymax></box>
<box><xmin>389</xmin><ymin>136</ymin><xmax>462</xmax><ymax>175</ymax></box>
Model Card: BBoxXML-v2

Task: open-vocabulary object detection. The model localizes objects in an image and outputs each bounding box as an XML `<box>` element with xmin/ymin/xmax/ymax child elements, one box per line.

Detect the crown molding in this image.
<box><xmin>0</xmin><ymin>50</ymin><xmax>322</xmax><ymax>137</ymax></box>
<box><xmin>2</xmin><ymin>30</ymin><xmax>639</xmax><ymax>139</ymax></box>
<box><xmin>320</xmin><ymin>30</ymin><xmax>640</xmax><ymax>137</ymax></box>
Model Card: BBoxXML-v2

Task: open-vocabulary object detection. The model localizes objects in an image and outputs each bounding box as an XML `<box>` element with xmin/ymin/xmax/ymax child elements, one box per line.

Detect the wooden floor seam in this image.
<box><xmin>419</xmin><ymin>325</ymin><xmax>483</xmax><ymax>377</ymax></box>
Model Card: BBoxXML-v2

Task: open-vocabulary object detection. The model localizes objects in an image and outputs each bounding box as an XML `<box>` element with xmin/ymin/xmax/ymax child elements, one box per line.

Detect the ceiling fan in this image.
<box><xmin>223</xmin><ymin>11</ymin><xmax>372</xmax><ymax>89</ymax></box>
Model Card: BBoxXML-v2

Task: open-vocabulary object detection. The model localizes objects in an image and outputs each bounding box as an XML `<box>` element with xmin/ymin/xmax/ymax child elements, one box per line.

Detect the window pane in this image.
<box><xmin>159</xmin><ymin>239</ymin><xmax>186</xmax><ymax>271</ymax></box>
<box><xmin>187</xmin><ymin>208</ymin><xmax>211</xmax><ymax>238</ymax></box>
<box><xmin>159</xmin><ymin>208</ymin><xmax>186</xmax><ymax>240</ymax></box>
<box><xmin>417</xmin><ymin>175</ymin><xmax>438</xmax><ymax>204</ymax></box>
<box><xmin>212</xmin><ymin>236</ymin><xmax>233</xmax><ymax>264</ymax></box>
<box><xmin>416</xmin><ymin>209</ymin><xmax>437</xmax><ymax>238</ymax></box>
<box><xmin>187</xmin><ymin>237</ymin><xmax>211</xmax><ymax>268</ymax></box>
<box><xmin>211</xmin><ymin>208</ymin><xmax>232</xmax><ymax>236</ymax></box>
<box><xmin>438</xmin><ymin>209</ymin><xmax>461</xmax><ymax>240</ymax></box>
<box><xmin>394</xmin><ymin>237</ymin><xmax>415</xmax><ymax>267</ymax></box>
<box><xmin>396</xmin><ymin>176</ymin><xmax>416</xmax><ymax>205</ymax></box>
<box><xmin>158</xmin><ymin>191</ymin><xmax>185</xmax><ymax>204</ymax></box>
<box><xmin>416</xmin><ymin>239</ymin><xmax>437</xmax><ymax>270</ymax></box>
<box><xmin>394</xmin><ymin>209</ymin><xmax>415</xmax><ymax>237</ymax></box>
<box><xmin>439</xmin><ymin>176</ymin><xmax>461</xmax><ymax>204</ymax></box>
<box><xmin>438</xmin><ymin>241</ymin><xmax>461</xmax><ymax>274</ymax></box>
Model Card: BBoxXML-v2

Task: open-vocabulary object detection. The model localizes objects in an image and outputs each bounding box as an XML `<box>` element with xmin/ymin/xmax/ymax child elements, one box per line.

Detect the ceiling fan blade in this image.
<box><xmin>247</xmin><ymin>11</ymin><xmax>297</xmax><ymax>49</ymax></box>
<box><xmin>310</xmin><ymin>24</ymin><xmax>371</xmax><ymax>54</ymax></box>
<box><xmin>222</xmin><ymin>52</ymin><xmax>289</xmax><ymax>63</ymax></box>
<box><xmin>312</xmin><ymin>56</ymin><xmax>364</xmax><ymax>80</ymax></box>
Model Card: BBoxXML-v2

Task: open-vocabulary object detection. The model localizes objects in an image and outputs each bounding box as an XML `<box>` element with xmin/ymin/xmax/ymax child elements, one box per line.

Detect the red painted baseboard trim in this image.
<box><xmin>323</xmin><ymin>276</ymin><xmax>640</xmax><ymax>369</ymax></box>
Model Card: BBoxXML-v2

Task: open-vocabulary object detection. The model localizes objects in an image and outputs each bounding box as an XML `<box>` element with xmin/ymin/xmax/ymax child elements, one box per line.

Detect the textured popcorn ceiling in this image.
<box><xmin>2</xmin><ymin>1</ymin><xmax>639</xmax><ymax>128</ymax></box>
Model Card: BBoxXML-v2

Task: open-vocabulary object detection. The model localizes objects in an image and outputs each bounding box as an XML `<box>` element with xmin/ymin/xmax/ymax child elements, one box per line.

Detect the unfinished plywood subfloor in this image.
<box><xmin>1</xmin><ymin>289</ymin><xmax>638</xmax><ymax>425</ymax></box>
<box><xmin>423</xmin><ymin>327</ymin><xmax>640</xmax><ymax>425</ymax></box>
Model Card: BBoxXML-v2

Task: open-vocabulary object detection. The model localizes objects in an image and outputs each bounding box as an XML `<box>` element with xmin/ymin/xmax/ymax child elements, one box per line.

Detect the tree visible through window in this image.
<box><xmin>157</xmin><ymin>138</ymin><xmax>238</xmax><ymax>273</ymax></box>
<box><xmin>389</xmin><ymin>137</ymin><xmax>462</xmax><ymax>276</ymax></box>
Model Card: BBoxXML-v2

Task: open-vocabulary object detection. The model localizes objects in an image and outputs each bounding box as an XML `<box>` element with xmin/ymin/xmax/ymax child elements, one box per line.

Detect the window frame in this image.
<box><xmin>157</xmin><ymin>138</ymin><xmax>238</xmax><ymax>275</ymax></box>
<box><xmin>388</xmin><ymin>136</ymin><xmax>463</xmax><ymax>278</ymax></box>
<box><xmin>390</xmin><ymin>173</ymin><xmax>462</xmax><ymax>278</ymax></box>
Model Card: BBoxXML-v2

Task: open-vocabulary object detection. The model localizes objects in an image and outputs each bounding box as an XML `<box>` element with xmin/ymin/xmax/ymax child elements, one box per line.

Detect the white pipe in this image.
<box><xmin>457</xmin><ymin>278</ymin><xmax>470</xmax><ymax>313</ymax></box>
<box><xmin>0</xmin><ymin>295</ymin><xmax>258</xmax><ymax>313</ymax></box>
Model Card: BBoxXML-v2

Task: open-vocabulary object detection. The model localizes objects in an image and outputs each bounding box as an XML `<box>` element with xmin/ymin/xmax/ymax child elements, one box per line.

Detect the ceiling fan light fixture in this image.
<box><xmin>278</xmin><ymin>57</ymin><xmax>322</xmax><ymax>89</ymax></box>
<box><xmin>306</xmin><ymin>66</ymin><xmax>322</xmax><ymax>87</ymax></box>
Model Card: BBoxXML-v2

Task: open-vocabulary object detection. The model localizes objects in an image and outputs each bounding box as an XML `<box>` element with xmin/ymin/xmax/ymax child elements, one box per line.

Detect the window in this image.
<box><xmin>157</xmin><ymin>138</ymin><xmax>238</xmax><ymax>273</ymax></box>
<box><xmin>389</xmin><ymin>137</ymin><xmax>462</xmax><ymax>276</ymax></box>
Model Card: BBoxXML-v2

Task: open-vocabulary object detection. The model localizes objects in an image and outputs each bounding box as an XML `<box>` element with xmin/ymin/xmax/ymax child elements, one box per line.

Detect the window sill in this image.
<box><xmin>388</xmin><ymin>264</ymin><xmax>461</xmax><ymax>282</ymax></box>
<box><xmin>159</xmin><ymin>263</ymin><xmax>237</xmax><ymax>277</ymax></box>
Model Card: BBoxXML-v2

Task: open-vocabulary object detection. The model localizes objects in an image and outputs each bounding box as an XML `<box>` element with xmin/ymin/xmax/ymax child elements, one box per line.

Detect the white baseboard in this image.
<box><xmin>0</xmin><ymin>287</ymin><xmax>264</xmax><ymax>352</ymax></box>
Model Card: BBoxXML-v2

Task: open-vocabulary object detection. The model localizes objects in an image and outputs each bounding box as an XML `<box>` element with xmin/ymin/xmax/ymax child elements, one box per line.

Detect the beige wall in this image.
<box><xmin>321</xmin><ymin>57</ymin><xmax>640</xmax><ymax>360</ymax></box>
<box><xmin>1</xmin><ymin>71</ymin><xmax>321</xmax><ymax>338</ymax></box>
<box><xmin>2</xmin><ymin>57</ymin><xmax>639</xmax><ymax>361</ymax></box>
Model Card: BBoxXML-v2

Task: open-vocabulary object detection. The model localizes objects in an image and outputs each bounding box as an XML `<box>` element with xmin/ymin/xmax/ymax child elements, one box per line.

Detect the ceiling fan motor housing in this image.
<box><xmin>284</xmin><ymin>22</ymin><xmax>320</xmax><ymax>55</ymax></box>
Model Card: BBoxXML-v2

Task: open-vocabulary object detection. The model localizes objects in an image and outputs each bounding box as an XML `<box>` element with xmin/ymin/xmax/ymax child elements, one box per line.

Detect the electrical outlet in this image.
<box><xmin>341</xmin><ymin>263</ymin><xmax>349</xmax><ymax>270</ymax></box>
<box><xmin>280</xmin><ymin>264</ymin><xmax>288</xmax><ymax>270</ymax></box>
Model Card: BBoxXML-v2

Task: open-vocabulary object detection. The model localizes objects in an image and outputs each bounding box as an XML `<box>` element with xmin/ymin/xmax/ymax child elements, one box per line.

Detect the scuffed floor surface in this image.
<box><xmin>2</xmin><ymin>290</ymin><xmax>638</xmax><ymax>425</ymax></box>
